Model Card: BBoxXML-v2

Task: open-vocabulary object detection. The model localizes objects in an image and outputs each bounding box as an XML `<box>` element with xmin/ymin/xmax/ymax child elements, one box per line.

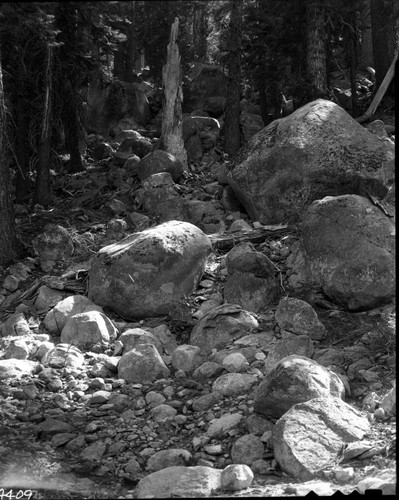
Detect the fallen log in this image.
<box><xmin>209</xmin><ymin>224</ymin><xmax>290</xmax><ymax>251</ymax></box>
<box><xmin>356</xmin><ymin>50</ymin><xmax>398</xmax><ymax>124</ymax></box>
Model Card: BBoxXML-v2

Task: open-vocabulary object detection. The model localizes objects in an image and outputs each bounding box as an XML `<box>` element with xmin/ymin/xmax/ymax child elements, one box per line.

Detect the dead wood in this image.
<box><xmin>208</xmin><ymin>224</ymin><xmax>289</xmax><ymax>251</ymax></box>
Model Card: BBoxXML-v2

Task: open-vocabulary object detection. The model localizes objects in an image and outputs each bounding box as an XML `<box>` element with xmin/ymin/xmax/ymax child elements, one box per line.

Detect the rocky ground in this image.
<box><xmin>0</xmin><ymin>118</ymin><xmax>396</xmax><ymax>498</ymax></box>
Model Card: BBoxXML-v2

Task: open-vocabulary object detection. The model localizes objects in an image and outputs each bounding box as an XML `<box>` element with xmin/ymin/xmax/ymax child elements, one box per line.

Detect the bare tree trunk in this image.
<box><xmin>359</xmin><ymin>0</ymin><xmax>374</xmax><ymax>69</ymax></box>
<box><xmin>0</xmin><ymin>46</ymin><xmax>22</xmax><ymax>266</ymax></box>
<box><xmin>224</xmin><ymin>0</ymin><xmax>243</xmax><ymax>157</ymax></box>
<box><xmin>14</xmin><ymin>95</ymin><xmax>30</xmax><ymax>203</ymax></box>
<box><xmin>161</xmin><ymin>18</ymin><xmax>188</xmax><ymax>170</ymax></box>
<box><xmin>193</xmin><ymin>0</ymin><xmax>208</xmax><ymax>62</ymax></box>
<box><xmin>306</xmin><ymin>0</ymin><xmax>328</xmax><ymax>99</ymax></box>
<box><xmin>371</xmin><ymin>0</ymin><xmax>399</xmax><ymax>95</ymax></box>
<box><xmin>34</xmin><ymin>44</ymin><xmax>53</xmax><ymax>206</ymax></box>
<box><xmin>125</xmin><ymin>1</ymin><xmax>136</xmax><ymax>82</ymax></box>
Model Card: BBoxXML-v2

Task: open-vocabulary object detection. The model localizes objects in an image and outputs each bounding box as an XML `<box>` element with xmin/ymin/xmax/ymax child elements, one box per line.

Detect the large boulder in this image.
<box><xmin>300</xmin><ymin>194</ymin><xmax>395</xmax><ymax>310</ymax></box>
<box><xmin>88</xmin><ymin>221</ymin><xmax>212</xmax><ymax>319</ymax></box>
<box><xmin>254</xmin><ymin>355</ymin><xmax>345</xmax><ymax>420</ymax></box>
<box><xmin>273</xmin><ymin>396</ymin><xmax>371</xmax><ymax>481</ymax></box>
<box><xmin>227</xmin><ymin>99</ymin><xmax>394</xmax><ymax>224</ymax></box>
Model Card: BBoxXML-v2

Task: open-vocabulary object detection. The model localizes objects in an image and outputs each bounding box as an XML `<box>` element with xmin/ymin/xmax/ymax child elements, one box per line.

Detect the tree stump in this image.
<box><xmin>161</xmin><ymin>17</ymin><xmax>188</xmax><ymax>170</ymax></box>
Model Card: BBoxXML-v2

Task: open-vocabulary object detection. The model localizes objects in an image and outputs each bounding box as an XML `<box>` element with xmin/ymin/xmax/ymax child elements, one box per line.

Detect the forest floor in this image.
<box><xmin>0</xmin><ymin>105</ymin><xmax>396</xmax><ymax>498</ymax></box>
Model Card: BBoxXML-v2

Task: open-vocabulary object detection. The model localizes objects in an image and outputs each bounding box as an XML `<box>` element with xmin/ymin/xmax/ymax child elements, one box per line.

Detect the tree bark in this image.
<box><xmin>14</xmin><ymin>93</ymin><xmax>30</xmax><ymax>203</ymax></box>
<box><xmin>306</xmin><ymin>0</ymin><xmax>328</xmax><ymax>99</ymax></box>
<box><xmin>0</xmin><ymin>46</ymin><xmax>22</xmax><ymax>266</ymax></box>
<box><xmin>34</xmin><ymin>44</ymin><xmax>53</xmax><ymax>206</ymax></box>
<box><xmin>371</xmin><ymin>0</ymin><xmax>399</xmax><ymax>95</ymax></box>
<box><xmin>224</xmin><ymin>0</ymin><xmax>243</xmax><ymax>157</ymax></box>
<box><xmin>359</xmin><ymin>0</ymin><xmax>374</xmax><ymax>69</ymax></box>
<box><xmin>161</xmin><ymin>17</ymin><xmax>188</xmax><ymax>169</ymax></box>
<box><xmin>193</xmin><ymin>0</ymin><xmax>208</xmax><ymax>62</ymax></box>
<box><xmin>125</xmin><ymin>1</ymin><xmax>136</xmax><ymax>82</ymax></box>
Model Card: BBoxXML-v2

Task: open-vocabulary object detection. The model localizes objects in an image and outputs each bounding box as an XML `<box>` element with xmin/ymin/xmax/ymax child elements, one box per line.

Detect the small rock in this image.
<box><xmin>220</xmin><ymin>464</ymin><xmax>254</xmax><ymax>491</ymax></box>
<box><xmin>80</xmin><ymin>441</ymin><xmax>107</xmax><ymax>463</ymax></box>
<box><xmin>3</xmin><ymin>275</ymin><xmax>19</xmax><ymax>292</ymax></box>
<box><xmin>222</xmin><ymin>352</ymin><xmax>249</xmax><ymax>373</ymax></box>
<box><xmin>149</xmin><ymin>404</ymin><xmax>177</xmax><ymax>422</ymax></box>
<box><xmin>212</xmin><ymin>373</ymin><xmax>257</xmax><ymax>396</ymax></box>
<box><xmin>4</xmin><ymin>339</ymin><xmax>30</xmax><ymax>360</ymax></box>
<box><xmin>207</xmin><ymin>413</ymin><xmax>243</xmax><ymax>438</ymax></box>
<box><xmin>171</xmin><ymin>345</ymin><xmax>203</xmax><ymax>373</ymax></box>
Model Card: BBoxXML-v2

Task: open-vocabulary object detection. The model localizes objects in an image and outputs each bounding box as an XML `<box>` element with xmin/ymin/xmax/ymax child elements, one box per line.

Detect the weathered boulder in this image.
<box><xmin>146</xmin><ymin>449</ymin><xmax>192</xmax><ymax>472</ymax></box>
<box><xmin>223</xmin><ymin>243</ymin><xmax>278</xmax><ymax>312</ymax></box>
<box><xmin>117</xmin><ymin>328</ymin><xmax>163</xmax><ymax>355</ymax></box>
<box><xmin>1</xmin><ymin>312</ymin><xmax>31</xmax><ymax>337</ymax></box>
<box><xmin>140</xmin><ymin>173</ymin><xmax>181</xmax><ymax>218</ymax></box>
<box><xmin>190</xmin><ymin>304</ymin><xmax>259</xmax><ymax>355</ymax></box>
<box><xmin>0</xmin><ymin>359</ymin><xmax>39</xmax><ymax>379</ymax></box>
<box><xmin>171</xmin><ymin>345</ymin><xmax>204</xmax><ymax>373</ymax></box>
<box><xmin>212</xmin><ymin>373</ymin><xmax>258</xmax><ymax>396</ymax></box>
<box><xmin>185</xmin><ymin>199</ymin><xmax>225</xmax><ymax>233</ymax></box>
<box><xmin>254</xmin><ymin>355</ymin><xmax>345</xmax><ymax>419</ymax></box>
<box><xmin>206</xmin><ymin>413</ymin><xmax>243</xmax><ymax>438</ymax></box>
<box><xmin>42</xmin><ymin>343</ymin><xmax>84</xmax><ymax>369</ymax></box>
<box><xmin>34</xmin><ymin>286</ymin><xmax>70</xmax><ymax>313</ymax></box>
<box><xmin>240</xmin><ymin>112</ymin><xmax>264</xmax><ymax>142</ymax></box>
<box><xmin>88</xmin><ymin>221</ymin><xmax>212</xmax><ymax>319</ymax></box>
<box><xmin>227</xmin><ymin>99</ymin><xmax>394</xmax><ymax>224</ymax></box>
<box><xmin>43</xmin><ymin>296</ymin><xmax>103</xmax><ymax>335</ymax></box>
<box><xmin>32</xmin><ymin>225</ymin><xmax>74</xmax><ymax>270</ymax></box>
<box><xmin>300</xmin><ymin>194</ymin><xmax>395</xmax><ymax>310</ymax></box>
<box><xmin>220</xmin><ymin>464</ymin><xmax>254</xmax><ymax>491</ymax></box>
<box><xmin>275</xmin><ymin>297</ymin><xmax>326</xmax><ymax>340</ymax></box>
<box><xmin>273</xmin><ymin>396</ymin><xmax>371</xmax><ymax>480</ymax></box>
<box><xmin>231</xmin><ymin>434</ymin><xmax>265</xmax><ymax>465</ymax></box>
<box><xmin>60</xmin><ymin>311</ymin><xmax>117</xmax><ymax>350</ymax></box>
<box><xmin>115</xmin><ymin>135</ymin><xmax>152</xmax><ymax>160</ymax></box>
<box><xmin>263</xmin><ymin>334</ymin><xmax>314</xmax><ymax>374</ymax></box>
<box><xmin>4</xmin><ymin>339</ymin><xmax>30</xmax><ymax>360</ymax></box>
<box><xmin>118</xmin><ymin>343</ymin><xmax>170</xmax><ymax>384</ymax></box>
<box><xmin>134</xmin><ymin>465</ymin><xmax>222</xmax><ymax>498</ymax></box>
<box><xmin>137</xmin><ymin>150</ymin><xmax>184</xmax><ymax>182</ymax></box>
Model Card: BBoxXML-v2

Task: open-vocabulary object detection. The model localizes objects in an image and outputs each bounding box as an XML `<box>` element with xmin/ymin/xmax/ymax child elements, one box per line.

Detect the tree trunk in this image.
<box><xmin>34</xmin><ymin>44</ymin><xmax>53</xmax><ymax>206</ymax></box>
<box><xmin>113</xmin><ymin>42</ymin><xmax>127</xmax><ymax>80</ymax></box>
<box><xmin>161</xmin><ymin>17</ymin><xmax>188</xmax><ymax>169</ymax></box>
<box><xmin>224</xmin><ymin>0</ymin><xmax>243</xmax><ymax>157</ymax></box>
<box><xmin>14</xmin><ymin>94</ymin><xmax>30</xmax><ymax>203</ymax></box>
<box><xmin>0</xmin><ymin>46</ymin><xmax>22</xmax><ymax>266</ymax></box>
<box><xmin>61</xmin><ymin>79</ymin><xmax>85</xmax><ymax>173</ymax></box>
<box><xmin>371</xmin><ymin>0</ymin><xmax>399</xmax><ymax>95</ymax></box>
<box><xmin>193</xmin><ymin>0</ymin><xmax>208</xmax><ymax>61</ymax></box>
<box><xmin>125</xmin><ymin>1</ymin><xmax>136</xmax><ymax>82</ymax></box>
<box><xmin>55</xmin><ymin>3</ymin><xmax>85</xmax><ymax>173</ymax></box>
<box><xmin>359</xmin><ymin>0</ymin><xmax>374</xmax><ymax>69</ymax></box>
<box><xmin>306</xmin><ymin>0</ymin><xmax>328</xmax><ymax>99</ymax></box>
